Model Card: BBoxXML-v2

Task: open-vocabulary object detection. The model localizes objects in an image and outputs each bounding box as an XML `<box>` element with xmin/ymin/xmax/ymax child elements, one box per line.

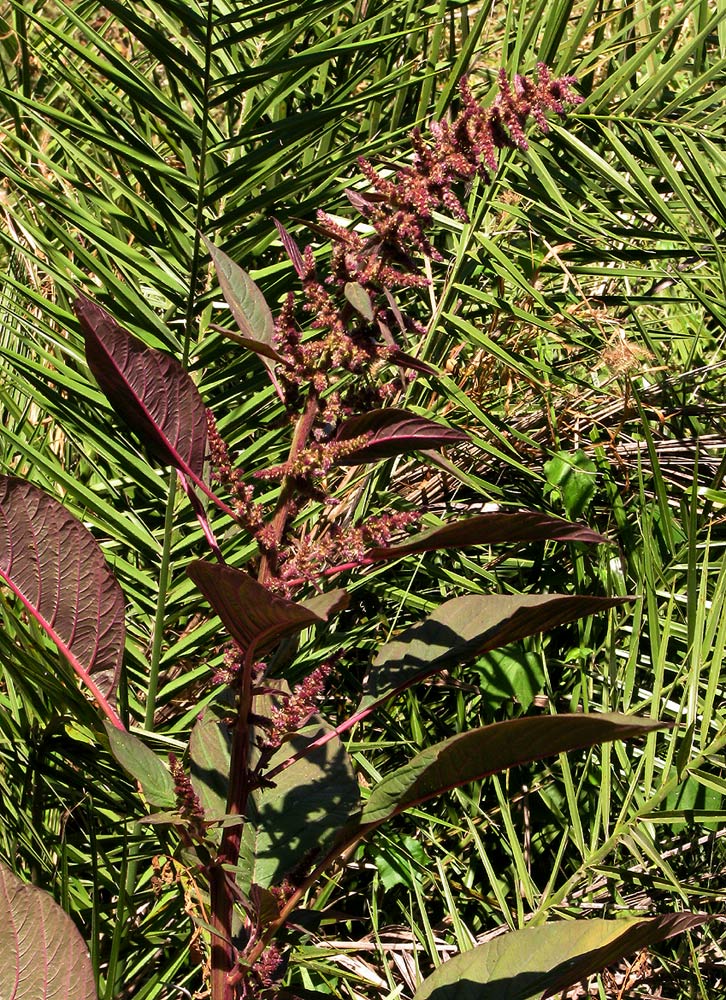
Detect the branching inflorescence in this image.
<box><xmin>207</xmin><ymin>66</ymin><xmax>583</xmax><ymax>599</ymax></box>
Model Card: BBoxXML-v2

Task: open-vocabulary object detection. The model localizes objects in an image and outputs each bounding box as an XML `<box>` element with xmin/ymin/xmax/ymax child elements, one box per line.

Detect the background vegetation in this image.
<box><xmin>0</xmin><ymin>0</ymin><xmax>724</xmax><ymax>997</ymax></box>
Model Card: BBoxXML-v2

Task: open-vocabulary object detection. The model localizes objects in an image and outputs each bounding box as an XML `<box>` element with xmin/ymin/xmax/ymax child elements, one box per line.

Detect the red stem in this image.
<box><xmin>209</xmin><ymin>864</ymin><xmax>236</xmax><ymax>1000</ymax></box>
<box><xmin>209</xmin><ymin>392</ymin><xmax>319</xmax><ymax>994</ymax></box>
<box><xmin>257</xmin><ymin>390</ymin><xmax>319</xmax><ymax>587</ymax></box>
<box><xmin>208</xmin><ymin>647</ymin><xmax>257</xmax><ymax>998</ymax></box>
<box><xmin>282</xmin><ymin>556</ymin><xmax>375</xmax><ymax>590</ymax></box>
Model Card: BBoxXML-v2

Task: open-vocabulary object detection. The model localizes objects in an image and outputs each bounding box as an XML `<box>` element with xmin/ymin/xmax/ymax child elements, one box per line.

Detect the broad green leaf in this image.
<box><xmin>202</xmin><ymin>236</ymin><xmax>282</xmax><ymax>391</ymax></box>
<box><xmin>361</xmin><ymin>713</ymin><xmax>666</xmax><ymax>825</ymax></box>
<box><xmin>475</xmin><ymin>648</ymin><xmax>544</xmax><ymax>713</ymax></box>
<box><xmin>189</xmin><ymin>705</ymin><xmax>233</xmax><ymax>823</ymax></box>
<box><xmin>359</xmin><ymin>594</ymin><xmax>630</xmax><ymax>713</ymax></box>
<box><xmin>344</xmin><ymin>281</ymin><xmax>374</xmax><ymax>321</ymax></box>
<box><xmin>544</xmin><ymin>451</ymin><xmax>598</xmax><ymax>521</ymax></box>
<box><xmin>105</xmin><ymin>722</ymin><xmax>176</xmax><ymax>810</ymax></box>
<box><xmin>238</xmin><ymin>719</ymin><xmax>361</xmax><ymax>892</ymax></box>
<box><xmin>371</xmin><ymin>833</ymin><xmax>428</xmax><ymax>890</ymax></box>
<box><xmin>0</xmin><ymin>861</ymin><xmax>97</xmax><ymax>1000</ymax></box>
<box><xmin>0</xmin><ymin>475</ymin><xmax>125</xmax><ymax>729</ymax></box>
<box><xmin>413</xmin><ymin>913</ymin><xmax>707</xmax><ymax>1000</ymax></box>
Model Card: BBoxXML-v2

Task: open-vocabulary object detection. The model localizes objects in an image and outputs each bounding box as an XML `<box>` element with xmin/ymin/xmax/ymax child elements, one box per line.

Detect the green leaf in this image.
<box><xmin>371</xmin><ymin>833</ymin><xmax>428</xmax><ymax>890</ymax></box>
<box><xmin>413</xmin><ymin>914</ymin><xmax>708</xmax><ymax>1000</ymax></box>
<box><xmin>189</xmin><ymin>705</ymin><xmax>233</xmax><ymax>824</ymax></box>
<box><xmin>360</xmin><ymin>713</ymin><xmax>666</xmax><ymax>825</ymax></box>
<box><xmin>238</xmin><ymin>719</ymin><xmax>361</xmax><ymax>892</ymax></box>
<box><xmin>359</xmin><ymin>594</ymin><xmax>630</xmax><ymax>714</ymax></box>
<box><xmin>0</xmin><ymin>861</ymin><xmax>98</xmax><ymax>1000</ymax></box>
<box><xmin>344</xmin><ymin>281</ymin><xmax>374</xmax><ymax>321</ymax></box>
<box><xmin>202</xmin><ymin>236</ymin><xmax>282</xmax><ymax>392</ymax></box>
<box><xmin>544</xmin><ymin>450</ymin><xmax>598</xmax><ymax>520</ymax></box>
<box><xmin>475</xmin><ymin>647</ymin><xmax>545</xmax><ymax>713</ymax></box>
<box><xmin>189</xmin><ymin>696</ymin><xmax>360</xmax><ymax>884</ymax></box>
<box><xmin>104</xmin><ymin>721</ymin><xmax>176</xmax><ymax>810</ymax></box>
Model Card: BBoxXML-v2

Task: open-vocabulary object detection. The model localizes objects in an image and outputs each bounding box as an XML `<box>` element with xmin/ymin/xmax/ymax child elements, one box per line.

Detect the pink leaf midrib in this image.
<box><xmin>90</xmin><ymin>329</ymin><xmax>200</xmax><ymax>480</ymax></box>
<box><xmin>0</xmin><ymin>566</ymin><xmax>124</xmax><ymax>731</ymax></box>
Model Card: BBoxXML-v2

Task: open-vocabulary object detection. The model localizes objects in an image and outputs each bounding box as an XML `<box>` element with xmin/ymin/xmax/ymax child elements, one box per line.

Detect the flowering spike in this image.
<box><xmin>265</xmin><ymin>662</ymin><xmax>333</xmax><ymax>747</ymax></box>
<box><xmin>168</xmin><ymin>753</ymin><xmax>206</xmax><ymax>840</ymax></box>
<box><xmin>206</xmin><ymin>410</ymin><xmax>266</xmax><ymax>536</ymax></box>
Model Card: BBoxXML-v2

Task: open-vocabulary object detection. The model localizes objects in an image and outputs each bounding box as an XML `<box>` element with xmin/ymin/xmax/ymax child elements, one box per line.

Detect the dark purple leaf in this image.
<box><xmin>345</xmin><ymin>187</ymin><xmax>388</xmax><ymax>215</ymax></box>
<box><xmin>210</xmin><ymin>322</ymin><xmax>287</xmax><ymax>365</ymax></box>
<box><xmin>274</xmin><ymin>219</ymin><xmax>306</xmax><ymax>278</ymax></box>
<box><xmin>0</xmin><ymin>862</ymin><xmax>98</xmax><ymax>1000</ymax></box>
<box><xmin>361</xmin><ymin>713</ymin><xmax>667</xmax><ymax>824</ymax></box>
<box><xmin>382</xmin><ymin>287</ymin><xmax>407</xmax><ymax>335</ymax></box>
<box><xmin>202</xmin><ymin>236</ymin><xmax>283</xmax><ymax>395</ymax></box>
<box><xmin>359</xmin><ymin>593</ymin><xmax>631</xmax><ymax>714</ymax></box>
<box><xmin>366</xmin><ymin>512</ymin><xmax>607</xmax><ymax>561</ymax></box>
<box><xmin>75</xmin><ymin>296</ymin><xmax>208</xmax><ymax>481</ymax></box>
<box><xmin>297</xmin><ymin>215</ymin><xmax>349</xmax><ymax>244</ymax></box>
<box><xmin>388</xmin><ymin>347</ymin><xmax>437</xmax><ymax>376</ymax></box>
<box><xmin>377</xmin><ymin>291</ymin><xmax>437</xmax><ymax>373</ymax></box>
<box><xmin>188</xmin><ymin>561</ymin><xmax>345</xmax><ymax>661</ymax></box>
<box><xmin>335</xmin><ymin>408</ymin><xmax>468</xmax><ymax>465</ymax></box>
<box><xmin>413</xmin><ymin>913</ymin><xmax>708</xmax><ymax>1000</ymax></box>
<box><xmin>376</xmin><ymin>316</ymin><xmax>397</xmax><ymax>349</ymax></box>
<box><xmin>0</xmin><ymin>476</ymin><xmax>125</xmax><ymax>729</ymax></box>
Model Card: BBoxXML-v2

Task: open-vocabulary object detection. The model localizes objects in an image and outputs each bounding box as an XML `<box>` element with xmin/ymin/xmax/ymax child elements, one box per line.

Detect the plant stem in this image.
<box><xmin>209</xmin><ymin>390</ymin><xmax>321</xmax><ymax>993</ymax></box>
<box><xmin>257</xmin><ymin>390</ymin><xmax>319</xmax><ymax>587</ymax></box>
<box><xmin>205</xmin><ymin>390</ymin><xmax>321</xmax><ymax>994</ymax></box>
<box><xmin>208</xmin><ymin>646</ymin><xmax>257</xmax><ymax>997</ymax></box>
<box><xmin>186</xmin><ymin>1</ymin><xmax>240</xmax><ymax>992</ymax></box>
<box><xmin>209</xmin><ymin>863</ymin><xmax>236</xmax><ymax>1000</ymax></box>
